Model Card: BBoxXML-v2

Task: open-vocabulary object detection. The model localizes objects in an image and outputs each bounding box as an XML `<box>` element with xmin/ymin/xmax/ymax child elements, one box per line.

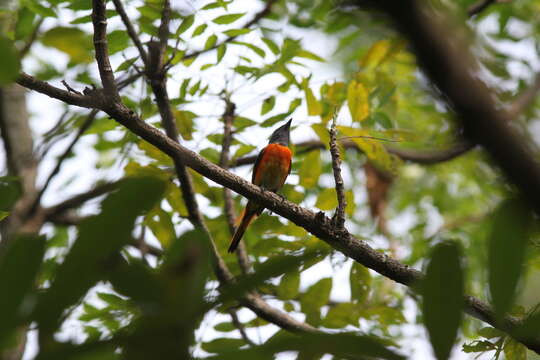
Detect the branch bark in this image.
<box><xmin>329</xmin><ymin>118</ymin><xmax>347</xmax><ymax>228</ymax></box>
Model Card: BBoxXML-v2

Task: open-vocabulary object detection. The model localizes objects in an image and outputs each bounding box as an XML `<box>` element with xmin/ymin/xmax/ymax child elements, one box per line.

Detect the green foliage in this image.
<box><xmin>422</xmin><ymin>241</ymin><xmax>464</xmax><ymax>360</ymax></box>
<box><xmin>488</xmin><ymin>198</ymin><xmax>533</xmax><ymax>320</ymax></box>
<box><xmin>5</xmin><ymin>0</ymin><xmax>540</xmax><ymax>358</ymax></box>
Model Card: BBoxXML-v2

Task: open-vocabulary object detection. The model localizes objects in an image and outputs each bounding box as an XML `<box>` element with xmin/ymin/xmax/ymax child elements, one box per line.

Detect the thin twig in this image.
<box><xmin>467</xmin><ymin>0</ymin><xmax>497</xmax><ymax>17</ymax></box>
<box><xmin>19</xmin><ymin>17</ymin><xmax>44</xmax><ymax>58</ymax></box>
<box><xmin>111</xmin><ymin>0</ymin><xmax>149</xmax><ymax>66</ymax></box>
<box><xmin>228</xmin><ymin>309</ymin><xmax>256</xmax><ymax>346</ymax></box>
<box><xmin>61</xmin><ymin>80</ymin><xmax>83</xmax><ymax>95</ymax></box>
<box><xmin>508</xmin><ymin>72</ymin><xmax>540</xmax><ymax>118</ymax></box>
<box><xmin>28</xmin><ymin>110</ymin><xmax>98</xmax><ymax>216</ymax></box>
<box><xmin>329</xmin><ymin>116</ymin><xmax>347</xmax><ymax>228</ymax></box>
<box><xmin>218</xmin><ymin>99</ymin><xmax>252</xmax><ymax>274</ymax></box>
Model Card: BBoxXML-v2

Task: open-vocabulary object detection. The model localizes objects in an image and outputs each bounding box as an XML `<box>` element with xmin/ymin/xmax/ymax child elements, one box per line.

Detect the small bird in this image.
<box><xmin>228</xmin><ymin>119</ymin><xmax>293</xmax><ymax>253</ymax></box>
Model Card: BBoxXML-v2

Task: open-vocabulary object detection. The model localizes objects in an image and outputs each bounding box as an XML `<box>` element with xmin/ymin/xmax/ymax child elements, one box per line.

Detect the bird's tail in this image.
<box><xmin>228</xmin><ymin>209</ymin><xmax>257</xmax><ymax>253</ymax></box>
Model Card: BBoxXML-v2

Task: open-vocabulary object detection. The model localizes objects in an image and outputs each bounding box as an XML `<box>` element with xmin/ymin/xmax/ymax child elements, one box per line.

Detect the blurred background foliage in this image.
<box><xmin>1</xmin><ymin>0</ymin><xmax>540</xmax><ymax>359</ymax></box>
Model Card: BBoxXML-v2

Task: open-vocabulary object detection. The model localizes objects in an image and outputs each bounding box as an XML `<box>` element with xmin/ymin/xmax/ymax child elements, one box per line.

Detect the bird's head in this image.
<box><xmin>268</xmin><ymin>119</ymin><xmax>292</xmax><ymax>147</ymax></box>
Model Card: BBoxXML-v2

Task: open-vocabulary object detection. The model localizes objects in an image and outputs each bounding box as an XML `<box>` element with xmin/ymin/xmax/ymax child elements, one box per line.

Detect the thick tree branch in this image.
<box><xmin>329</xmin><ymin>119</ymin><xmax>347</xmax><ymax>228</ymax></box>
<box><xmin>111</xmin><ymin>0</ymin><xmax>148</xmax><ymax>67</ymax></box>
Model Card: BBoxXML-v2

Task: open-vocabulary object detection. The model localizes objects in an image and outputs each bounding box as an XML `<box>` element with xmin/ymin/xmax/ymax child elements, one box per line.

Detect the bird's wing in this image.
<box><xmin>251</xmin><ymin>146</ymin><xmax>267</xmax><ymax>184</ymax></box>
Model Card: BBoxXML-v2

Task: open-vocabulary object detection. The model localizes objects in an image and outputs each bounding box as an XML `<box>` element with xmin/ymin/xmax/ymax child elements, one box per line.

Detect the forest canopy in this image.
<box><xmin>1</xmin><ymin>0</ymin><xmax>540</xmax><ymax>359</ymax></box>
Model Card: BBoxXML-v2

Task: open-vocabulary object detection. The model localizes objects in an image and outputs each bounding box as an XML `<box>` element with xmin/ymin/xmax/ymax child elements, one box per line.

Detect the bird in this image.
<box><xmin>228</xmin><ymin>119</ymin><xmax>293</xmax><ymax>253</ymax></box>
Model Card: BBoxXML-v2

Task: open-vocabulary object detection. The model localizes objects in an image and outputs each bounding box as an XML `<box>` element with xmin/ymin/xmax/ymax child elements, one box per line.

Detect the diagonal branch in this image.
<box><xmin>111</xmin><ymin>0</ymin><xmax>148</xmax><ymax>67</ymax></box>
<box><xmin>467</xmin><ymin>0</ymin><xmax>497</xmax><ymax>17</ymax></box>
<box><xmin>329</xmin><ymin>118</ymin><xmax>347</xmax><ymax>228</ymax></box>
<box><xmin>19</xmin><ymin>73</ymin><xmax>540</xmax><ymax>352</ymax></box>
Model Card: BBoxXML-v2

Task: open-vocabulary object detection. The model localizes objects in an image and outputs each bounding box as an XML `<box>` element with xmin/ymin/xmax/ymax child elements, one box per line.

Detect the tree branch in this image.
<box><xmin>16</xmin><ymin>73</ymin><xmax>98</xmax><ymax>108</ymax></box>
<box><xmin>230</xmin><ymin>139</ymin><xmax>474</xmax><ymax>167</ymax></box>
<box><xmin>92</xmin><ymin>0</ymin><xmax>120</xmax><ymax>101</ymax></box>
<box><xmin>467</xmin><ymin>0</ymin><xmax>497</xmax><ymax>17</ymax></box>
<box><xmin>360</xmin><ymin>0</ymin><xmax>540</xmax><ymax>215</ymax></box>
<box><xmin>19</xmin><ymin>72</ymin><xmax>540</xmax><ymax>351</ymax></box>
<box><xmin>508</xmin><ymin>72</ymin><xmax>540</xmax><ymax>118</ymax></box>
<box><xmin>329</xmin><ymin>118</ymin><xmax>347</xmax><ymax>228</ymax></box>
<box><xmin>111</xmin><ymin>0</ymin><xmax>148</xmax><ymax>67</ymax></box>
<box><xmin>29</xmin><ymin>110</ymin><xmax>98</xmax><ymax>216</ymax></box>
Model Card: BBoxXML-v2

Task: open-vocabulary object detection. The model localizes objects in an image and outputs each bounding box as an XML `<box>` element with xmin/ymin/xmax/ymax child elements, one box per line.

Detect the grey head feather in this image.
<box><xmin>268</xmin><ymin>119</ymin><xmax>292</xmax><ymax>146</ymax></box>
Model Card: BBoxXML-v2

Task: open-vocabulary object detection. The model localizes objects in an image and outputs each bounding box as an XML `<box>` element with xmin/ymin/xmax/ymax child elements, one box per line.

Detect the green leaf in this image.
<box><xmin>303</xmin><ymin>80</ymin><xmax>322</xmax><ymax>116</ymax></box>
<box><xmin>192</xmin><ymin>23</ymin><xmax>207</xmax><ymax>37</ymax></box>
<box><xmin>0</xmin><ymin>37</ymin><xmax>20</xmax><ymax>85</ymax></box>
<box><xmin>205</xmin><ymin>34</ymin><xmax>217</xmax><ymax>49</ymax></box>
<box><xmin>315</xmin><ymin>188</ymin><xmax>337</xmax><ymax>211</ymax></box>
<box><xmin>173</xmin><ymin>110</ymin><xmax>196</xmax><ymax>140</ymax></box>
<box><xmin>107</xmin><ymin>30</ymin><xmax>130</xmax><ymax>54</ymax></box>
<box><xmin>423</xmin><ymin>241</ymin><xmax>464</xmax><ymax>360</ymax></box>
<box><xmin>489</xmin><ymin>198</ymin><xmax>532</xmax><ymax>319</ymax></box>
<box><xmin>276</xmin><ymin>271</ymin><xmax>300</xmax><ymax>300</ymax></box>
<box><xmin>350</xmin><ymin>262</ymin><xmax>371</xmax><ymax>304</ymax></box>
<box><xmin>212</xmin><ymin>13</ymin><xmax>245</xmax><ymax>25</ymax></box>
<box><xmin>24</xmin><ymin>0</ymin><xmax>56</xmax><ymax>17</ymax></box>
<box><xmin>145</xmin><ymin>207</ymin><xmax>176</xmax><ymax>248</ymax></box>
<box><xmin>176</xmin><ymin>14</ymin><xmax>195</xmax><ymax>36</ymax></box>
<box><xmin>202</xmin><ymin>338</ymin><xmax>246</xmax><ymax>354</ymax></box>
<box><xmin>223</xmin><ymin>28</ymin><xmax>251</xmax><ymax>37</ymax></box>
<box><xmin>41</xmin><ymin>27</ymin><xmax>93</xmax><ymax>63</ymax></box>
<box><xmin>214</xmin><ymin>322</ymin><xmax>235</xmax><ymax>332</ymax></box>
<box><xmin>296</xmin><ymin>50</ymin><xmax>325</xmax><ymax>62</ymax></box>
<box><xmin>504</xmin><ymin>337</ymin><xmax>527</xmax><ymax>360</ymax></box>
<box><xmin>0</xmin><ymin>176</ymin><xmax>22</xmax><ymax>211</ymax></box>
<box><xmin>262</xmin><ymin>37</ymin><xmax>279</xmax><ymax>55</ymax></box>
<box><xmin>206</xmin><ymin>332</ymin><xmax>404</xmax><ymax>360</ymax></box>
<box><xmin>231</xmin><ymin>41</ymin><xmax>265</xmax><ymax>58</ymax></box>
<box><xmin>34</xmin><ymin>177</ymin><xmax>166</xmax><ymax>336</ymax></box>
<box><xmin>216</xmin><ymin>43</ymin><xmax>227</xmax><ymax>63</ymax></box>
<box><xmin>298</xmin><ymin>150</ymin><xmax>321</xmax><ymax>188</ymax></box>
<box><xmin>261</xmin><ymin>95</ymin><xmax>275</xmax><ymax>115</ymax></box>
<box><xmin>15</xmin><ymin>7</ymin><xmax>35</xmax><ymax>40</ymax></box>
<box><xmin>322</xmin><ymin>303</ymin><xmax>359</xmax><ymax>328</ymax></box>
<box><xmin>0</xmin><ymin>234</ymin><xmax>45</xmax><ymax>343</ymax></box>
<box><xmin>300</xmin><ymin>278</ymin><xmax>332</xmax><ymax>318</ymax></box>
<box><xmin>116</xmin><ymin>57</ymin><xmax>137</xmax><ymax>72</ymax></box>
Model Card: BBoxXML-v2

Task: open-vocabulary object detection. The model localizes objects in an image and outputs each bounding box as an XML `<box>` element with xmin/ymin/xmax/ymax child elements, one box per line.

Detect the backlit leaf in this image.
<box><xmin>347</xmin><ymin>80</ymin><xmax>369</xmax><ymax>122</ymax></box>
<box><xmin>423</xmin><ymin>241</ymin><xmax>464</xmax><ymax>360</ymax></box>
<box><xmin>212</xmin><ymin>13</ymin><xmax>245</xmax><ymax>25</ymax></box>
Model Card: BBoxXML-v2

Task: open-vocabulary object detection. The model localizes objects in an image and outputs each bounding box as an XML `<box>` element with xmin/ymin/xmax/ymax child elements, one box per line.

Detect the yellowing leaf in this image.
<box><xmin>315</xmin><ymin>188</ymin><xmax>337</xmax><ymax>211</ymax></box>
<box><xmin>137</xmin><ymin>141</ymin><xmax>173</xmax><ymax>165</ymax></box>
<box><xmin>347</xmin><ymin>80</ymin><xmax>369</xmax><ymax>122</ymax></box>
<box><xmin>360</xmin><ymin>39</ymin><xmax>391</xmax><ymax>70</ymax></box>
<box><xmin>338</xmin><ymin>126</ymin><xmax>402</xmax><ymax>173</ymax></box>
<box><xmin>303</xmin><ymin>80</ymin><xmax>322</xmax><ymax>116</ymax></box>
<box><xmin>173</xmin><ymin>110</ymin><xmax>196</xmax><ymax>140</ymax></box>
<box><xmin>298</xmin><ymin>150</ymin><xmax>321</xmax><ymax>188</ymax></box>
<box><xmin>42</xmin><ymin>27</ymin><xmax>93</xmax><ymax>63</ymax></box>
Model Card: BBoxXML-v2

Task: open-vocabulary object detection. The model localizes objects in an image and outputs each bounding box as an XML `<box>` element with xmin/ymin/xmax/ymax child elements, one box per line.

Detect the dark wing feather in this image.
<box><xmin>251</xmin><ymin>146</ymin><xmax>267</xmax><ymax>184</ymax></box>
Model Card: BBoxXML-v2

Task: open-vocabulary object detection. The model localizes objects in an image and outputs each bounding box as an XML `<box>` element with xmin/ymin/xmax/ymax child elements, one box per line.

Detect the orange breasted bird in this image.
<box><xmin>228</xmin><ymin>119</ymin><xmax>293</xmax><ymax>253</ymax></box>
